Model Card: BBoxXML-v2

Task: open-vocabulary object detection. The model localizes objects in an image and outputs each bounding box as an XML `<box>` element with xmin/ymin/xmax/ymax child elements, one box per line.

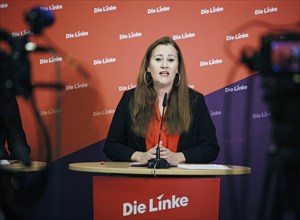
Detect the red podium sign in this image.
<box><xmin>93</xmin><ymin>176</ymin><xmax>220</xmax><ymax>219</ymax></box>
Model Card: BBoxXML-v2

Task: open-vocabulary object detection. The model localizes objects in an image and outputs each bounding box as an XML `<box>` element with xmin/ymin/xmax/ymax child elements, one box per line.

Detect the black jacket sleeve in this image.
<box><xmin>103</xmin><ymin>90</ymin><xmax>142</xmax><ymax>161</ymax></box>
<box><xmin>0</xmin><ymin>97</ymin><xmax>31</xmax><ymax>160</ymax></box>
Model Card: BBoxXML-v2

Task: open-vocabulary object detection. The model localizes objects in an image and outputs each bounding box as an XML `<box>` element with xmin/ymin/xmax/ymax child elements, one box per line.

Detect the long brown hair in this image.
<box><xmin>130</xmin><ymin>36</ymin><xmax>191</xmax><ymax>137</ymax></box>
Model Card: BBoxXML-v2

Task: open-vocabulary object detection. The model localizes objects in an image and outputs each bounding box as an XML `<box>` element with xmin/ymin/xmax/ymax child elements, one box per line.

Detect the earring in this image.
<box><xmin>144</xmin><ymin>71</ymin><xmax>152</xmax><ymax>86</ymax></box>
<box><xmin>174</xmin><ymin>73</ymin><xmax>181</xmax><ymax>87</ymax></box>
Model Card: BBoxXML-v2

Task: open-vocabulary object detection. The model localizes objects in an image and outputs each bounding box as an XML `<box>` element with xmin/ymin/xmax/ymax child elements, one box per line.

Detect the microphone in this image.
<box><xmin>147</xmin><ymin>93</ymin><xmax>170</xmax><ymax>169</ymax></box>
<box><xmin>24</xmin><ymin>6</ymin><xmax>55</xmax><ymax>34</ymax></box>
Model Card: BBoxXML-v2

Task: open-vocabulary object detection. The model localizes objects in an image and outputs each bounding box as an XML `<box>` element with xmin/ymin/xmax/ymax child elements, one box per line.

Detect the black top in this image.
<box><xmin>0</xmin><ymin>97</ymin><xmax>31</xmax><ymax>161</ymax></box>
<box><xmin>103</xmin><ymin>88</ymin><xmax>220</xmax><ymax>163</ymax></box>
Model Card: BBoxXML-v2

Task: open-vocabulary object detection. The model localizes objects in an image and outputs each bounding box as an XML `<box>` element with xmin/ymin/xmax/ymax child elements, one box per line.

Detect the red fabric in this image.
<box><xmin>146</xmin><ymin>103</ymin><xmax>179</xmax><ymax>152</ymax></box>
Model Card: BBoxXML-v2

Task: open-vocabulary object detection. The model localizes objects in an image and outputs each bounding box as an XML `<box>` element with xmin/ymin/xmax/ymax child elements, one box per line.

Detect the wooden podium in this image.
<box><xmin>69</xmin><ymin>162</ymin><xmax>250</xmax><ymax>220</ymax></box>
<box><xmin>0</xmin><ymin>161</ymin><xmax>47</xmax><ymax>172</ymax></box>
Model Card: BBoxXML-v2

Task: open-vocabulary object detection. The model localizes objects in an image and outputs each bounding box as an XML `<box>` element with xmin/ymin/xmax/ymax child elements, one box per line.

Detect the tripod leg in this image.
<box><xmin>259</xmin><ymin>158</ymin><xmax>273</xmax><ymax>220</ymax></box>
<box><xmin>270</xmin><ymin>173</ymin><xmax>284</xmax><ymax>220</ymax></box>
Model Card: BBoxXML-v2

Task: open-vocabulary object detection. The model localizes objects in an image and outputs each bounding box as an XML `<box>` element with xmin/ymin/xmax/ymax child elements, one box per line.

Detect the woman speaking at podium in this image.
<box><xmin>103</xmin><ymin>36</ymin><xmax>219</xmax><ymax>166</ymax></box>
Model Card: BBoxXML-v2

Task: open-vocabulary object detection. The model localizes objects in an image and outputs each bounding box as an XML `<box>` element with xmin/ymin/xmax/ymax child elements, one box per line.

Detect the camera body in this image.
<box><xmin>0</xmin><ymin>6</ymin><xmax>55</xmax><ymax>100</ymax></box>
<box><xmin>0</xmin><ymin>29</ymin><xmax>31</xmax><ymax>100</ymax></box>
<box><xmin>242</xmin><ymin>32</ymin><xmax>300</xmax><ymax>78</ymax></box>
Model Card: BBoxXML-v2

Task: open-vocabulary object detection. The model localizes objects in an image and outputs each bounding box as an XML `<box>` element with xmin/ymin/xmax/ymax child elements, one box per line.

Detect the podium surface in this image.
<box><xmin>0</xmin><ymin>161</ymin><xmax>47</xmax><ymax>172</ymax></box>
<box><xmin>69</xmin><ymin>161</ymin><xmax>251</xmax><ymax>176</ymax></box>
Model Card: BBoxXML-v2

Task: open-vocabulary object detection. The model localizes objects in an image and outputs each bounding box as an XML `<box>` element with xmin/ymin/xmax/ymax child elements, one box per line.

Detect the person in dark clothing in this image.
<box><xmin>104</xmin><ymin>36</ymin><xmax>219</xmax><ymax>166</ymax></box>
<box><xmin>0</xmin><ymin>96</ymin><xmax>31</xmax><ymax>162</ymax></box>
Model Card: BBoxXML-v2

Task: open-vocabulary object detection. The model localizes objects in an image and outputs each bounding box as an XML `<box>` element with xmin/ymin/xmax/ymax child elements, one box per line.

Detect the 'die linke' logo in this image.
<box><xmin>123</xmin><ymin>194</ymin><xmax>189</xmax><ymax>217</ymax></box>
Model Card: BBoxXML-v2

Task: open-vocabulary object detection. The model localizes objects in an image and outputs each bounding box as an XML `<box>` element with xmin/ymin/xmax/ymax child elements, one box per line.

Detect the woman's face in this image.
<box><xmin>147</xmin><ymin>44</ymin><xmax>179</xmax><ymax>89</ymax></box>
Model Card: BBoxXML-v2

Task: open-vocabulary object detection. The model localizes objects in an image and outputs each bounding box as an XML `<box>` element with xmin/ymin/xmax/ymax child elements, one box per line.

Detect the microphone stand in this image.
<box><xmin>147</xmin><ymin>93</ymin><xmax>170</xmax><ymax>169</ymax></box>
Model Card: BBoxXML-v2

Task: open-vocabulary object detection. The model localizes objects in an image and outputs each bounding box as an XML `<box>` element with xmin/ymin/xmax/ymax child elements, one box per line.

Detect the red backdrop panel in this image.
<box><xmin>1</xmin><ymin>1</ymin><xmax>299</xmax><ymax>160</ymax></box>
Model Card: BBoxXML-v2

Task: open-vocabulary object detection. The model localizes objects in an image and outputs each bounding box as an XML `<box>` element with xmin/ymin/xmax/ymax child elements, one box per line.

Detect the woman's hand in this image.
<box><xmin>130</xmin><ymin>146</ymin><xmax>158</xmax><ymax>163</ymax></box>
<box><xmin>131</xmin><ymin>142</ymin><xmax>186</xmax><ymax>166</ymax></box>
<box><xmin>159</xmin><ymin>144</ymin><xmax>186</xmax><ymax>166</ymax></box>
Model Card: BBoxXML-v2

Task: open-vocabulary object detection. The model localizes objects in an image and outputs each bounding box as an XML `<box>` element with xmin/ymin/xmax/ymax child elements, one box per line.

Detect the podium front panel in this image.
<box><xmin>93</xmin><ymin>176</ymin><xmax>220</xmax><ymax>220</ymax></box>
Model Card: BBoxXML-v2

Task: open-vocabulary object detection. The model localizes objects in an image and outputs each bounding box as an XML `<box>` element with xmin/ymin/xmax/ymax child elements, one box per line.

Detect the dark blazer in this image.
<box><xmin>103</xmin><ymin>88</ymin><xmax>220</xmax><ymax>163</ymax></box>
<box><xmin>0</xmin><ymin>97</ymin><xmax>31</xmax><ymax>160</ymax></box>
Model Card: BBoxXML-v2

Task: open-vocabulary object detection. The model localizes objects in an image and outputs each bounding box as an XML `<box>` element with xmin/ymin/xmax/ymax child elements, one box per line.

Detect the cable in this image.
<box><xmin>42</xmin><ymin>34</ymin><xmax>89</xmax><ymax>80</ymax></box>
<box><xmin>224</xmin><ymin>20</ymin><xmax>300</xmax><ymax>62</ymax></box>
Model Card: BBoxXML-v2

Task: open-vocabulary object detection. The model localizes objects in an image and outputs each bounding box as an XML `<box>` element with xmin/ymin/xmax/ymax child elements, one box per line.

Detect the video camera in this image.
<box><xmin>243</xmin><ymin>32</ymin><xmax>300</xmax><ymax>78</ymax></box>
<box><xmin>242</xmin><ymin>30</ymin><xmax>300</xmax><ymax>148</ymax></box>
<box><xmin>0</xmin><ymin>6</ymin><xmax>55</xmax><ymax>100</ymax></box>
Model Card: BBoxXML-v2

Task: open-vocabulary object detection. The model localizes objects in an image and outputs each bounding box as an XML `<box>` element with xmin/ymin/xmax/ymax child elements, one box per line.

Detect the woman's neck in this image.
<box><xmin>155</xmin><ymin>84</ymin><xmax>172</xmax><ymax>98</ymax></box>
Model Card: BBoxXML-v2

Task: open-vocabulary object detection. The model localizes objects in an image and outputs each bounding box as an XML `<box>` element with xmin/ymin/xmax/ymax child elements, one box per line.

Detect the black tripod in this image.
<box><xmin>259</xmin><ymin>77</ymin><xmax>300</xmax><ymax>220</ymax></box>
<box><xmin>258</xmin><ymin>146</ymin><xmax>300</xmax><ymax>220</ymax></box>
